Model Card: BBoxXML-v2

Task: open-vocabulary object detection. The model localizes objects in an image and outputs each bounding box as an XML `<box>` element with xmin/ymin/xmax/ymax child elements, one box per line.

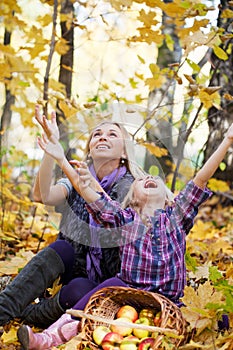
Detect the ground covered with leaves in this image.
<box><xmin>0</xmin><ymin>190</ymin><xmax>233</xmax><ymax>349</ymax></box>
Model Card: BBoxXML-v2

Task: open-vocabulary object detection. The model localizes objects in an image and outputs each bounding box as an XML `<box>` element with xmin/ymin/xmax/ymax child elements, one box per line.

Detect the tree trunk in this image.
<box><xmin>144</xmin><ymin>10</ymin><xmax>182</xmax><ymax>184</ymax></box>
<box><xmin>55</xmin><ymin>0</ymin><xmax>75</xmax><ymax>179</ymax></box>
<box><xmin>203</xmin><ymin>0</ymin><xmax>233</xmax><ymax>184</ymax></box>
<box><xmin>0</xmin><ymin>28</ymin><xmax>15</xmax><ymax>165</ymax></box>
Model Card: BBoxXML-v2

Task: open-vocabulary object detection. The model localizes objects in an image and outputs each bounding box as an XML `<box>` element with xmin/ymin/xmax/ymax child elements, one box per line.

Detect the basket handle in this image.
<box><xmin>66</xmin><ymin>309</ymin><xmax>179</xmax><ymax>336</ymax></box>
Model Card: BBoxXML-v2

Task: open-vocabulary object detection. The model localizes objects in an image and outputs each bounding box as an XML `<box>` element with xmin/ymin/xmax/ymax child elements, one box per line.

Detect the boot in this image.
<box><xmin>17</xmin><ymin>313</ymin><xmax>79</xmax><ymax>350</ymax></box>
<box><xmin>21</xmin><ymin>291</ymin><xmax>65</xmax><ymax>328</ymax></box>
<box><xmin>0</xmin><ymin>247</ymin><xmax>64</xmax><ymax>326</ymax></box>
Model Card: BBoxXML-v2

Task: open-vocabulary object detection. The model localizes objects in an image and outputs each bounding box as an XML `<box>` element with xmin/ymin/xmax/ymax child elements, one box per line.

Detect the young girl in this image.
<box><xmin>18</xmin><ymin>123</ymin><xmax>233</xmax><ymax>349</ymax></box>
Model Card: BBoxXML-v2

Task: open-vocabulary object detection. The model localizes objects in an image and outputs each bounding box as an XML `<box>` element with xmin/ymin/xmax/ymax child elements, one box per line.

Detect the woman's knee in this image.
<box><xmin>59</xmin><ymin>278</ymin><xmax>97</xmax><ymax>309</ymax></box>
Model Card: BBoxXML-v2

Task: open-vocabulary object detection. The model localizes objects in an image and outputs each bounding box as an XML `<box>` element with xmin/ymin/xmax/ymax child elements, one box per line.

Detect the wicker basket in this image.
<box><xmin>70</xmin><ymin>286</ymin><xmax>188</xmax><ymax>350</ymax></box>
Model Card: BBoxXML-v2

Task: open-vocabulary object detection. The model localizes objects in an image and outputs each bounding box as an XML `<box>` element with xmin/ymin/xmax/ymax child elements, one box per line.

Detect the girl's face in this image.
<box><xmin>88</xmin><ymin>123</ymin><xmax>126</xmax><ymax>162</ymax></box>
<box><xmin>133</xmin><ymin>175</ymin><xmax>167</xmax><ymax>206</ymax></box>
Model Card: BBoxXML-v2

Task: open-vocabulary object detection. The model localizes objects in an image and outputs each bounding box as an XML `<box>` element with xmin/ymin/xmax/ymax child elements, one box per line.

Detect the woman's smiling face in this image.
<box><xmin>89</xmin><ymin>123</ymin><xmax>126</xmax><ymax>162</ymax></box>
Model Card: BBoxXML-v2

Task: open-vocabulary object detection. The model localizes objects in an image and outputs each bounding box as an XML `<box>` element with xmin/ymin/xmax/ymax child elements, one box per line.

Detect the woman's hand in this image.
<box><xmin>35</xmin><ymin>105</ymin><xmax>60</xmax><ymax>141</ymax></box>
<box><xmin>37</xmin><ymin>133</ymin><xmax>64</xmax><ymax>162</ymax></box>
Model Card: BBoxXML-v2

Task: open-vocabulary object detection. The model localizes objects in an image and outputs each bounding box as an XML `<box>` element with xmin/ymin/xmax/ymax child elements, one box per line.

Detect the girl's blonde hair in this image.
<box><xmin>83</xmin><ymin>121</ymin><xmax>146</xmax><ymax>179</ymax></box>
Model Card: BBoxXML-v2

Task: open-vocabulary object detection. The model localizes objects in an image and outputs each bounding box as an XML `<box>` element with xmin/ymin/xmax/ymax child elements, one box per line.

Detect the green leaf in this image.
<box><xmin>209</xmin><ymin>266</ymin><xmax>223</xmax><ymax>282</ymax></box>
<box><xmin>148</xmin><ymin>165</ymin><xmax>159</xmax><ymax>176</ymax></box>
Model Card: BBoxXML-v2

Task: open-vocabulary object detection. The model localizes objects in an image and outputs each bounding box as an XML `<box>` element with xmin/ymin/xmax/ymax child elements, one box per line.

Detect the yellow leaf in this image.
<box><xmin>58</xmin><ymin>100</ymin><xmax>79</xmax><ymax>118</ymax></box>
<box><xmin>83</xmin><ymin>102</ymin><xmax>96</xmax><ymax>109</ymax></box>
<box><xmin>141</xmin><ymin>142</ymin><xmax>168</xmax><ymax>157</ymax></box>
<box><xmin>182</xmin><ymin>281</ymin><xmax>225</xmax><ymax>309</ymax></box>
<box><xmin>221</xmin><ymin>8</ymin><xmax>233</xmax><ymax>18</ymax></box>
<box><xmin>55</xmin><ymin>38</ymin><xmax>70</xmax><ymax>55</ymax></box>
<box><xmin>223</xmin><ymin>93</ymin><xmax>233</xmax><ymax>100</ymax></box>
<box><xmin>37</xmin><ymin>13</ymin><xmax>53</xmax><ymax>27</ymax></box>
<box><xmin>62</xmin><ymin>64</ymin><xmax>74</xmax><ymax>72</ymax></box>
<box><xmin>145</xmin><ymin>64</ymin><xmax>165</xmax><ymax>90</ymax></box>
<box><xmin>198</xmin><ymin>89</ymin><xmax>221</xmax><ymax>109</ymax></box>
<box><xmin>207</xmin><ymin>178</ymin><xmax>230</xmax><ymax>192</ymax></box>
<box><xmin>181</xmin><ymin>281</ymin><xmax>225</xmax><ymax>334</ymax></box>
<box><xmin>189</xmin><ymin>220</ymin><xmax>214</xmax><ymax>240</ymax></box>
<box><xmin>213</xmin><ymin>45</ymin><xmax>228</xmax><ymax>60</ymax></box>
<box><xmin>0</xmin><ymin>254</ymin><xmax>34</xmax><ymax>276</ymax></box>
<box><xmin>47</xmin><ymin>277</ymin><xmax>62</xmax><ymax>297</ymax></box>
<box><xmin>49</xmin><ymin>79</ymin><xmax>66</xmax><ymax>96</ymax></box>
<box><xmin>1</xmin><ymin>326</ymin><xmax>18</xmax><ymax>344</ymax></box>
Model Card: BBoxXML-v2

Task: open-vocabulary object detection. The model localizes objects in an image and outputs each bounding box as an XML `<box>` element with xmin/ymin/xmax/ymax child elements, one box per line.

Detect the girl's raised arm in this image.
<box><xmin>194</xmin><ymin>123</ymin><xmax>233</xmax><ymax>189</ymax></box>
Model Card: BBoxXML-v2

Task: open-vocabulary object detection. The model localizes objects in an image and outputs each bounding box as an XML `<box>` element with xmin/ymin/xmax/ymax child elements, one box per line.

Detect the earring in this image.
<box><xmin>120</xmin><ymin>158</ymin><xmax>126</xmax><ymax>165</ymax></box>
<box><xmin>86</xmin><ymin>153</ymin><xmax>92</xmax><ymax>164</ymax></box>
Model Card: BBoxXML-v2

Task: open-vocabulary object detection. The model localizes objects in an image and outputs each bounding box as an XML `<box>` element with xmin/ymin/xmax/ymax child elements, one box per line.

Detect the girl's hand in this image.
<box><xmin>35</xmin><ymin>105</ymin><xmax>60</xmax><ymax>140</ymax></box>
<box><xmin>226</xmin><ymin>123</ymin><xmax>233</xmax><ymax>142</ymax></box>
<box><xmin>78</xmin><ymin>162</ymin><xmax>92</xmax><ymax>189</ymax></box>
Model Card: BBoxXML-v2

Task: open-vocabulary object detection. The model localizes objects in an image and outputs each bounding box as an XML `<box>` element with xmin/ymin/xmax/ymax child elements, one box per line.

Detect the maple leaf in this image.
<box><xmin>189</xmin><ymin>220</ymin><xmax>214</xmax><ymax>240</ymax></box>
<box><xmin>181</xmin><ymin>281</ymin><xmax>225</xmax><ymax>335</ymax></box>
<box><xmin>188</xmin><ymin>264</ymin><xmax>210</xmax><ymax>281</ymax></box>
<box><xmin>198</xmin><ymin>89</ymin><xmax>221</xmax><ymax>109</ymax></box>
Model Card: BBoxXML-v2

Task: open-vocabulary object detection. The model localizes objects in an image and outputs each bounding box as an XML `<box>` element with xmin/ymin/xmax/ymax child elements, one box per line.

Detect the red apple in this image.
<box><xmin>138</xmin><ymin>337</ymin><xmax>156</xmax><ymax>350</ymax></box>
<box><xmin>117</xmin><ymin>305</ymin><xmax>138</xmax><ymax>322</ymax></box>
<box><xmin>132</xmin><ymin>317</ymin><xmax>151</xmax><ymax>339</ymax></box>
<box><xmin>111</xmin><ymin>317</ymin><xmax>133</xmax><ymax>336</ymax></box>
<box><xmin>153</xmin><ymin>311</ymin><xmax>162</xmax><ymax>327</ymax></box>
<box><xmin>92</xmin><ymin>325</ymin><xmax>111</xmax><ymax>345</ymax></box>
<box><xmin>102</xmin><ymin>332</ymin><xmax>124</xmax><ymax>350</ymax></box>
<box><xmin>139</xmin><ymin>308</ymin><xmax>155</xmax><ymax>321</ymax></box>
<box><xmin>119</xmin><ymin>335</ymin><xmax>140</xmax><ymax>350</ymax></box>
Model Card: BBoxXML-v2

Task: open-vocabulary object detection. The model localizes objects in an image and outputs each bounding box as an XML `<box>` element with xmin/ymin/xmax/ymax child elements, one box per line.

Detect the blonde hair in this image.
<box><xmin>83</xmin><ymin>121</ymin><xmax>146</xmax><ymax>179</ymax></box>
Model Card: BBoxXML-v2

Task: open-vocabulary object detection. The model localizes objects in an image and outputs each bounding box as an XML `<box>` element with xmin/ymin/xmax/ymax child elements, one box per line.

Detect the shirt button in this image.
<box><xmin>157</xmin><ymin>238</ymin><xmax>160</xmax><ymax>241</ymax></box>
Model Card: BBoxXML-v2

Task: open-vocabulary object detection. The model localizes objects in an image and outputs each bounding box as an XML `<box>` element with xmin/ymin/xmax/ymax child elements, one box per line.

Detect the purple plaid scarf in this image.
<box><xmin>86</xmin><ymin>164</ymin><xmax>127</xmax><ymax>283</ymax></box>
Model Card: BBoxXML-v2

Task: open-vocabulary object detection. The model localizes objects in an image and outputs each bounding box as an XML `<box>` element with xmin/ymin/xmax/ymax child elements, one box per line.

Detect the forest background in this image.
<box><xmin>0</xmin><ymin>0</ymin><xmax>233</xmax><ymax>348</ymax></box>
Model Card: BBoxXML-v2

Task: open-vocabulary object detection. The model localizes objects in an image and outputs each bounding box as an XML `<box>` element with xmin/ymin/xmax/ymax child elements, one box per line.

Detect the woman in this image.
<box><xmin>0</xmin><ymin>105</ymin><xmax>145</xmax><ymax>329</ymax></box>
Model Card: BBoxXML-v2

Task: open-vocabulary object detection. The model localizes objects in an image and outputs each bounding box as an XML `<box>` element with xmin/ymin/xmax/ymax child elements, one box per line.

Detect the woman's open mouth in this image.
<box><xmin>96</xmin><ymin>144</ymin><xmax>110</xmax><ymax>149</ymax></box>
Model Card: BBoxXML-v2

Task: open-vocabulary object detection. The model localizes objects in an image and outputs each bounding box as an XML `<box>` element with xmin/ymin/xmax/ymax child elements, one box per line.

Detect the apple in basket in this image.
<box><xmin>132</xmin><ymin>317</ymin><xmax>151</xmax><ymax>339</ymax></box>
<box><xmin>153</xmin><ymin>311</ymin><xmax>162</xmax><ymax>327</ymax></box>
<box><xmin>102</xmin><ymin>331</ymin><xmax>124</xmax><ymax>350</ymax></box>
<box><xmin>138</xmin><ymin>337</ymin><xmax>156</xmax><ymax>350</ymax></box>
<box><xmin>92</xmin><ymin>325</ymin><xmax>111</xmax><ymax>345</ymax></box>
<box><xmin>117</xmin><ymin>305</ymin><xmax>138</xmax><ymax>322</ymax></box>
<box><xmin>119</xmin><ymin>335</ymin><xmax>140</xmax><ymax>350</ymax></box>
<box><xmin>111</xmin><ymin>317</ymin><xmax>133</xmax><ymax>336</ymax></box>
<box><xmin>139</xmin><ymin>308</ymin><xmax>155</xmax><ymax>322</ymax></box>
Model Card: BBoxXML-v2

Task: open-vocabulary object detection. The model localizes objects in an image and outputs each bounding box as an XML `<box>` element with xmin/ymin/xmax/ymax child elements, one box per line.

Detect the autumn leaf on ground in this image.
<box><xmin>181</xmin><ymin>281</ymin><xmax>225</xmax><ymax>335</ymax></box>
<box><xmin>189</xmin><ymin>220</ymin><xmax>214</xmax><ymax>240</ymax></box>
<box><xmin>1</xmin><ymin>326</ymin><xmax>18</xmax><ymax>344</ymax></box>
<box><xmin>188</xmin><ymin>263</ymin><xmax>211</xmax><ymax>281</ymax></box>
<box><xmin>0</xmin><ymin>250</ymin><xmax>34</xmax><ymax>276</ymax></box>
<box><xmin>47</xmin><ymin>277</ymin><xmax>62</xmax><ymax>297</ymax></box>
